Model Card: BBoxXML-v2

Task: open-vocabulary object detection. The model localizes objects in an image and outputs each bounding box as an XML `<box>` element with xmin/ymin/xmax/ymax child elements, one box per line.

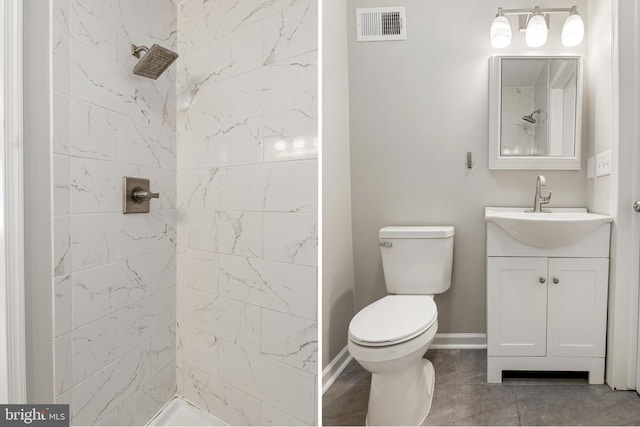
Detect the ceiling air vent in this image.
<box><xmin>356</xmin><ymin>7</ymin><xmax>406</xmax><ymax>42</ymax></box>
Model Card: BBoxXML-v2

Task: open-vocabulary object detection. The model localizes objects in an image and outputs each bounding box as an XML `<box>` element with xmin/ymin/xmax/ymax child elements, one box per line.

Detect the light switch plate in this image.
<box><xmin>595</xmin><ymin>150</ymin><xmax>611</xmax><ymax>177</ymax></box>
<box><xmin>587</xmin><ymin>157</ymin><xmax>594</xmax><ymax>179</ymax></box>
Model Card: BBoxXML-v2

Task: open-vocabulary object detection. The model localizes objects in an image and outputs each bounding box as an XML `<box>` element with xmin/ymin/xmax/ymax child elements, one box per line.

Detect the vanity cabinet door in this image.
<box><xmin>546</xmin><ymin>258</ymin><xmax>609</xmax><ymax>358</ymax></box>
<box><xmin>487</xmin><ymin>257</ymin><xmax>548</xmax><ymax>357</ymax></box>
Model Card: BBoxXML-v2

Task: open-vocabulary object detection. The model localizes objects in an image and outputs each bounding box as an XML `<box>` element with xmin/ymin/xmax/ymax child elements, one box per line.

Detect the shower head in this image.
<box><xmin>522</xmin><ymin>108</ymin><xmax>541</xmax><ymax>124</ymax></box>
<box><xmin>131</xmin><ymin>44</ymin><xmax>179</xmax><ymax>80</ymax></box>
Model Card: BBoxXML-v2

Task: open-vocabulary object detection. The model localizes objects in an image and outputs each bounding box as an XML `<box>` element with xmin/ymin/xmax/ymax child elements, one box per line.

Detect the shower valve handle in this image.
<box><xmin>132</xmin><ymin>187</ymin><xmax>159</xmax><ymax>203</ymax></box>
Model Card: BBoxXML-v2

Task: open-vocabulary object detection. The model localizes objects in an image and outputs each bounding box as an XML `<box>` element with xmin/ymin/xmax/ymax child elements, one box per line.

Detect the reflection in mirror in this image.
<box><xmin>501</xmin><ymin>58</ymin><xmax>577</xmax><ymax>157</ymax></box>
<box><xmin>489</xmin><ymin>56</ymin><xmax>582</xmax><ymax>170</ymax></box>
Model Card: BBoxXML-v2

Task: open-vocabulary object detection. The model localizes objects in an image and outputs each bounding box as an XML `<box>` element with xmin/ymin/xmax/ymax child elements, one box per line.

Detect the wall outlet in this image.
<box><xmin>587</xmin><ymin>157</ymin><xmax>595</xmax><ymax>179</ymax></box>
<box><xmin>595</xmin><ymin>150</ymin><xmax>612</xmax><ymax>177</ymax></box>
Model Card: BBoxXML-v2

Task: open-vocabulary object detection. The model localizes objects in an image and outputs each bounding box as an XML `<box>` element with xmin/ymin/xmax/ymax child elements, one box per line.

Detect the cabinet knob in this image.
<box><xmin>539</xmin><ymin>277</ymin><xmax>546</xmax><ymax>284</ymax></box>
<box><xmin>553</xmin><ymin>278</ymin><xmax>559</xmax><ymax>284</ymax></box>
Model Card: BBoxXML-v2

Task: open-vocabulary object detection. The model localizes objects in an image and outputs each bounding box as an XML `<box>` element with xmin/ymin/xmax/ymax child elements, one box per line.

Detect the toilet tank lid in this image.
<box><xmin>379</xmin><ymin>226</ymin><xmax>454</xmax><ymax>238</ymax></box>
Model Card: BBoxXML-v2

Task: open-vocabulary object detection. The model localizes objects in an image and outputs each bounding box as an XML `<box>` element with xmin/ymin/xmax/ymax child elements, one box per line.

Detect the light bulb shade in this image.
<box><xmin>526</xmin><ymin>14</ymin><xmax>548</xmax><ymax>47</ymax></box>
<box><xmin>562</xmin><ymin>13</ymin><xmax>584</xmax><ymax>47</ymax></box>
<box><xmin>490</xmin><ymin>15</ymin><xmax>512</xmax><ymax>48</ymax></box>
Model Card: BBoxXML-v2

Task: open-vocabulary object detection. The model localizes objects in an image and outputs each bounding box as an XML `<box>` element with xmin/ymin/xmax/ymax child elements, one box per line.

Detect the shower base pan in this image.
<box><xmin>148</xmin><ymin>397</ymin><xmax>226</xmax><ymax>426</ymax></box>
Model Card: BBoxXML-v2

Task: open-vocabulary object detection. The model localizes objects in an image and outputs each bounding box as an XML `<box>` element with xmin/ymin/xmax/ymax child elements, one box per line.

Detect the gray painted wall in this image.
<box><xmin>322</xmin><ymin>0</ymin><xmax>356</xmax><ymax>368</ymax></box>
<box><xmin>347</xmin><ymin>0</ymin><xmax>589</xmax><ymax>333</ymax></box>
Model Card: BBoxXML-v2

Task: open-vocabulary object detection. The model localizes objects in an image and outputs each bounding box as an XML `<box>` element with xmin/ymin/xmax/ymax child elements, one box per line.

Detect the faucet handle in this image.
<box><xmin>541</xmin><ymin>191</ymin><xmax>552</xmax><ymax>204</ymax></box>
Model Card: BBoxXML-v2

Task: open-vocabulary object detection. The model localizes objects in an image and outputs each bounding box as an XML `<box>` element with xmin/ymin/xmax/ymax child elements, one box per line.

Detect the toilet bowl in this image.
<box><xmin>347</xmin><ymin>226</ymin><xmax>454</xmax><ymax>426</ymax></box>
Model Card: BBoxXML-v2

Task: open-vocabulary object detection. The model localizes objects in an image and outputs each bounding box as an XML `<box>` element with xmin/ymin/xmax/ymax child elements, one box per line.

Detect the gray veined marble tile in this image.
<box><xmin>177</xmin><ymin>118</ymin><xmax>263</xmax><ymax>169</ymax></box>
<box><xmin>71</xmin><ymin>314</ymin><xmax>118</xmax><ymax>386</ymax></box>
<box><xmin>262</xmin><ymin>160</ymin><xmax>318</xmax><ymax>213</ymax></box>
<box><xmin>54</xmin><ymin>275</ymin><xmax>72</xmax><ymax>337</ymax></box>
<box><xmin>70</xmin><ymin>213</ymin><xmax>117</xmax><ymax>272</ymax></box>
<box><xmin>177</xmin><ymin>209</ymin><xmax>218</xmax><ymax>251</ymax></box>
<box><xmin>54</xmin><ymin>216</ymin><xmax>71</xmax><ymax>277</ymax></box>
<box><xmin>148</xmin><ymin>247</ymin><xmax>177</xmax><ymax>295</ymax></box>
<box><xmin>119</xmin><ymin>209</ymin><xmax>177</xmax><ymax>260</ymax></box>
<box><xmin>179</xmin><ymin>55</ymin><xmax>317</xmax><ymax>129</ymax></box>
<box><xmin>118</xmin><ymin>116</ymin><xmax>176</xmax><ymax>170</ymax></box>
<box><xmin>70</xmin><ymin>39</ymin><xmax>152</xmax><ymax>123</ymax></box>
<box><xmin>93</xmin><ymin>407</ymin><xmax>120</xmax><ymax>426</ymax></box>
<box><xmin>218</xmin><ymin>340</ymin><xmax>316</xmax><ymax>424</ymax></box>
<box><xmin>260</xmin><ymin>309</ymin><xmax>317</xmax><ymax>374</ymax></box>
<box><xmin>176</xmin><ymin>246</ymin><xmax>219</xmax><ymax>294</ymax></box>
<box><xmin>220</xmin><ymin>164</ymin><xmax>270</xmax><ymax>211</ymax></box>
<box><xmin>219</xmin><ymin>254</ymin><xmax>317</xmax><ymax>321</ymax></box>
<box><xmin>53</xmin><ymin>154</ymin><xmax>71</xmax><ymax>216</ymax></box>
<box><xmin>178</xmin><ymin>168</ymin><xmax>221</xmax><ymax>210</ymax></box>
<box><xmin>72</xmin><ymin>343</ymin><xmax>151</xmax><ymax>426</ymax></box>
<box><xmin>180</xmin><ymin>325</ymin><xmax>219</xmax><ymax>377</ymax></box>
<box><xmin>181</xmin><ymin>287</ymin><xmax>261</xmax><ymax>351</ymax></box>
<box><xmin>263</xmin><ymin>212</ymin><xmax>317</xmax><ymax>266</ymax></box>
<box><xmin>149</xmin><ymin>166</ymin><xmax>178</xmax><ymax>210</ymax></box>
<box><xmin>114</xmin><ymin>0</ymin><xmax>151</xmax><ymax>66</ymax></box>
<box><xmin>53</xmin><ymin>0</ymin><xmax>70</xmax><ymax>35</ymax></box>
<box><xmin>69</xmin><ymin>0</ymin><xmax>118</xmax><ymax>60</ymax></box>
<box><xmin>216</xmin><ymin>210</ymin><xmax>263</xmax><ymax>258</ymax></box>
<box><xmin>263</xmin><ymin>109</ymin><xmax>318</xmax><ymax>162</ymax></box>
<box><xmin>71</xmin><ymin>256</ymin><xmax>149</xmax><ymax>329</ymax></box>
<box><xmin>69</xmin><ymin>97</ymin><xmax>118</xmax><ymax>161</ymax></box>
<box><xmin>117</xmin><ymin>287</ymin><xmax>175</xmax><ymax>356</ymax></box>
<box><xmin>52</xmin><ymin>93</ymin><xmax>71</xmax><ymax>154</ymax></box>
<box><xmin>178</xmin><ymin>209</ymin><xmax>262</xmax><ymax>257</ymax></box>
<box><xmin>55</xmin><ymin>388</ymin><xmax>74</xmax><ymax>425</ymax></box>
<box><xmin>148</xmin><ymin>0</ymin><xmax>178</xmax><ymax>50</ymax></box>
<box><xmin>262</xmin><ymin>0</ymin><xmax>318</xmax><ymax>66</ymax></box>
<box><xmin>120</xmin><ymin>362</ymin><xmax>177</xmax><ymax>426</ymax></box>
<box><xmin>70</xmin><ymin>157</ymin><xmax>121</xmax><ymax>214</ymax></box>
<box><xmin>54</xmin><ymin>333</ymin><xmax>73</xmax><ymax>397</ymax></box>
<box><xmin>182</xmin><ymin>362</ymin><xmax>261</xmax><ymax>426</ymax></box>
<box><xmin>150</xmin><ymin>324</ymin><xmax>176</xmax><ymax>374</ymax></box>
<box><xmin>176</xmin><ymin>358</ymin><xmax>184</xmax><ymax>397</ymax></box>
<box><xmin>261</xmin><ymin>402</ymin><xmax>311</xmax><ymax>426</ymax></box>
<box><xmin>52</xmin><ymin>29</ymin><xmax>71</xmax><ymax>97</ymax></box>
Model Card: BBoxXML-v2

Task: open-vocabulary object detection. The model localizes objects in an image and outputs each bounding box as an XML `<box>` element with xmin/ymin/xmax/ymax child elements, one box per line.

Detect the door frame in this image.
<box><xmin>1</xmin><ymin>0</ymin><xmax>26</xmax><ymax>403</ymax></box>
<box><xmin>631</xmin><ymin>0</ymin><xmax>640</xmax><ymax>394</ymax></box>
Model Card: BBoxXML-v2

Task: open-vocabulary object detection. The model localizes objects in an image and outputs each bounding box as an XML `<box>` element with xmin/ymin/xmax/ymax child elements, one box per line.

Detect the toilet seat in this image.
<box><xmin>349</xmin><ymin>295</ymin><xmax>437</xmax><ymax>347</ymax></box>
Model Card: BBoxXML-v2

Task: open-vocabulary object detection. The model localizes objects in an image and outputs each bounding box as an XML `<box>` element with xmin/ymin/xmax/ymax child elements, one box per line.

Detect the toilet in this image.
<box><xmin>348</xmin><ymin>226</ymin><xmax>454</xmax><ymax>426</ymax></box>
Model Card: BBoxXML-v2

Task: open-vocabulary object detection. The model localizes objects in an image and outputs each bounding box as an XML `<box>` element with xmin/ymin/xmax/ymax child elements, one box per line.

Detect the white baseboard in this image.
<box><xmin>431</xmin><ymin>333</ymin><xmax>487</xmax><ymax>349</ymax></box>
<box><xmin>322</xmin><ymin>346</ymin><xmax>353</xmax><ymax>395</ymax></box>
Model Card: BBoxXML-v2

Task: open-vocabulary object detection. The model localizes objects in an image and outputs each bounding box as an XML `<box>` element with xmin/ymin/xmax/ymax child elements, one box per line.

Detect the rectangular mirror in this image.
<box><xmin>489</xmin><ymin>56</ymin><xmax>582</xmax><ymax>170</ymax></box>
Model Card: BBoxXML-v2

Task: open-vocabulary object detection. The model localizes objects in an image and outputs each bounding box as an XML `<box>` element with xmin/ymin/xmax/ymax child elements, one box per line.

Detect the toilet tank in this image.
<box><xmin>379</xmin><ymin>226</ymin><xmax>454</xmax><ymax>295</ymax></box>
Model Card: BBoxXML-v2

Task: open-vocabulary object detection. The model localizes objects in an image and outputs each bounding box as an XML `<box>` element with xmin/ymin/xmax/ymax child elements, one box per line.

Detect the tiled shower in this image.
<box><xmin>50</xmin><ymin>0</ymin><xmax>318</xmax><ymax>425</ymax></box>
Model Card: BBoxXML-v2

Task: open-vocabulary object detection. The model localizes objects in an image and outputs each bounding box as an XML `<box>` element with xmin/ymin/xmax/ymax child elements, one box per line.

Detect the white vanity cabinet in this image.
<box><xmin>485</xmin><ymin>213</ymin><xmax>611</xmax><ymax>384</ymax></box>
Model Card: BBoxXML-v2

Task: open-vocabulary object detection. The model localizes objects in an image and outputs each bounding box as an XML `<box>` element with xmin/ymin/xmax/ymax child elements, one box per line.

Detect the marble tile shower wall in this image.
<box><xmin>176</xmin><ymin>0</ymin><xmax>318</xmax><ymax>425</ymax></box>
<box><xmin>51</xmin><ymin>0</ymin><xmax>178</xmax><ymax>425</ymax></box>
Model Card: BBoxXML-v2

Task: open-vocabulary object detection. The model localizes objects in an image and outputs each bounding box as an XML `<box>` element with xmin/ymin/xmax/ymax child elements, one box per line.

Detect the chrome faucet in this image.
<box><xmin>532</xmin><ymin>175</ymin><xmax>551</xmax><ymax>212</ymax></box>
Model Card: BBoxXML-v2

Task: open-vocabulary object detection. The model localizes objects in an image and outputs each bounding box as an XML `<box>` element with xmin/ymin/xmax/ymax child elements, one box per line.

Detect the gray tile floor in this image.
<box><xmin>322</xmin><ymin>349</ymin><xmax>640</xmax><ymax>426</ymax></box>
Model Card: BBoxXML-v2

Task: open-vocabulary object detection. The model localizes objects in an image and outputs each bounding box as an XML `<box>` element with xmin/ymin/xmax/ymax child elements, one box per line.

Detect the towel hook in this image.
<box><xmin>465</xmin><ymin>152</ymin><xmax>475</xmax><ymax>169</ymax></box>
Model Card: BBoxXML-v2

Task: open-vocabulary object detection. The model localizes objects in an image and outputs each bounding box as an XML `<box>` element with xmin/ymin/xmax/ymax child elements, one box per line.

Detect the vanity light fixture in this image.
<box><xmin>490</xmin><ymin>5</ymin><xmax>584</xmax><ymax>48</ymax></box>
<box><xmin>490</xmin><ymin>8</ymin><xmax>512</xmax><ymax>48</ymax></box>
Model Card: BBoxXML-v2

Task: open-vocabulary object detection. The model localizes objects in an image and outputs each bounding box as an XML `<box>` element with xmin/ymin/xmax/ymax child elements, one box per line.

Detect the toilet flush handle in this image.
<box><xmin>379</xmin><ymin>241</ymin><xmax>393</xmax><ymax>248</ymax></box>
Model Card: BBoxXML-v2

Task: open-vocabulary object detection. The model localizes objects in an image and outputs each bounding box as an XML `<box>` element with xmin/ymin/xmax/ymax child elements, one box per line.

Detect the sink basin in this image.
<box><xmin>485</xmin><ymin>207</ymin><xmax>612</xmax><ymax>249</ymax></box>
